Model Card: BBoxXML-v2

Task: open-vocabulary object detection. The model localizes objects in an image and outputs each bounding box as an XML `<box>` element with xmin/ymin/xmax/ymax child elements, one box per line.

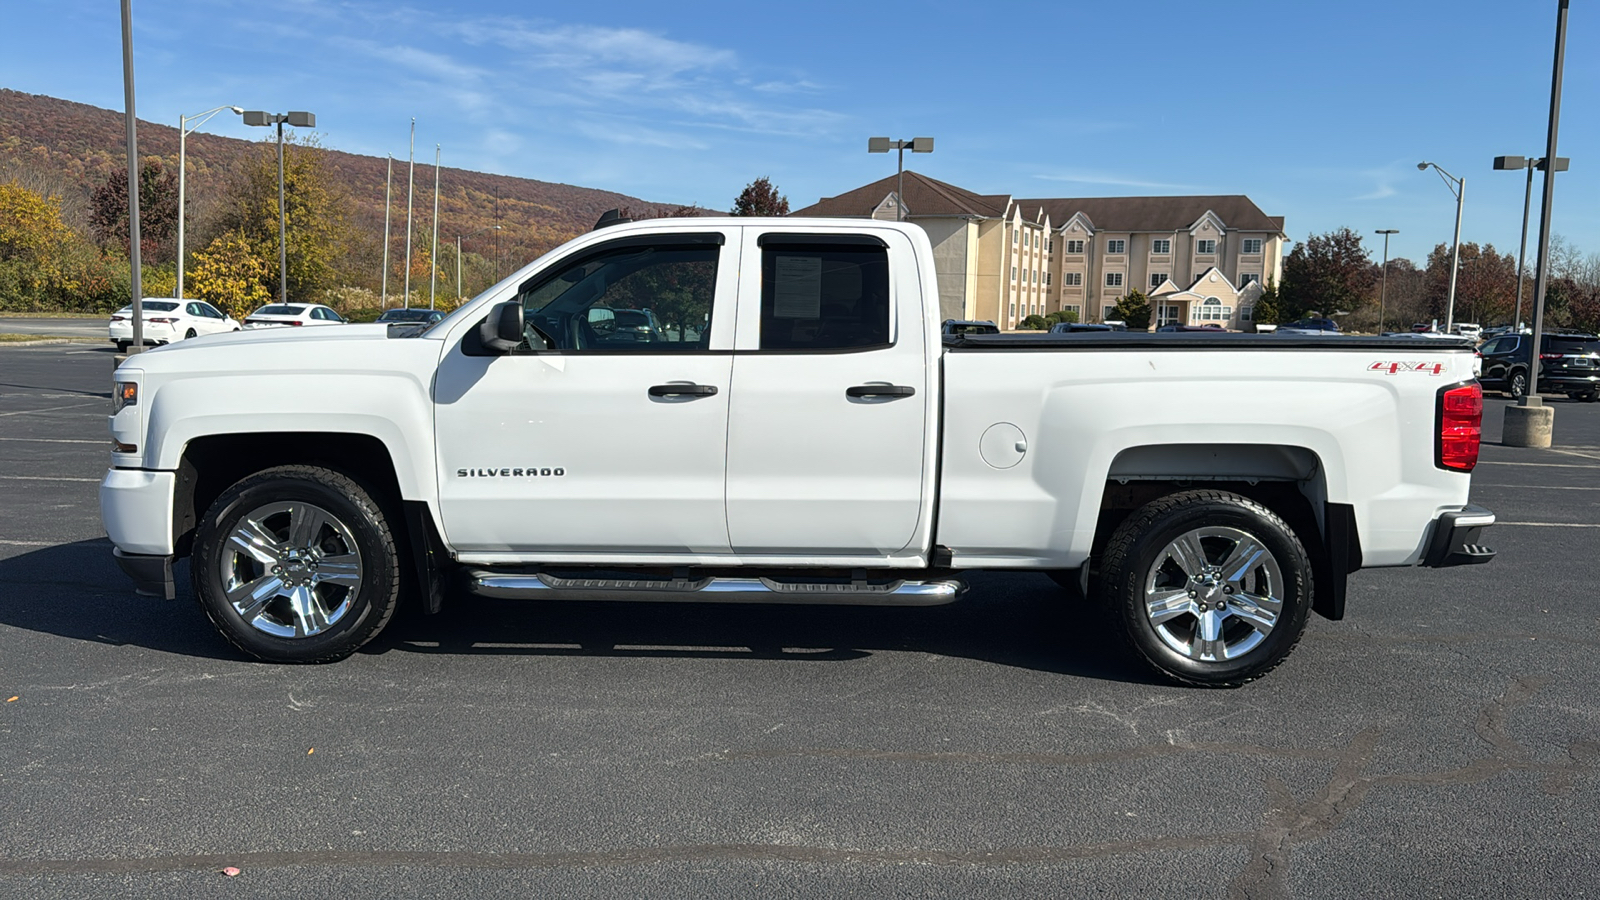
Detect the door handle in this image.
<box><xmin>648</xmin><ymin>383</ymin><xmax>719</xmax><ymax>398</ymax></box>
<box><xmin>846</xmin><ymin>384</ymin><xmax>916</xmax><ymax>398</ymax></box>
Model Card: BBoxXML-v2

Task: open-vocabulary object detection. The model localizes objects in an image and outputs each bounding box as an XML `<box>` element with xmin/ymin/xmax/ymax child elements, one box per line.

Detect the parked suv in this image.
<box><xmin>1478</xmin><ymin>332</ymin><xmax>1600</xmax><ymax>400</ymax></box>
<box><xmin>942</xmin><ymin>319</ymin><xmax>998</xmax><ymax>335</ymax></box>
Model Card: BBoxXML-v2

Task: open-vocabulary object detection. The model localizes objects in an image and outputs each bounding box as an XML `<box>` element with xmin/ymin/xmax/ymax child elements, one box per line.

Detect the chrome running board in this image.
<box><xmin>464</xmin><ymin>570</ymin><xmax>966</xmax><ymax>606</ymax></box>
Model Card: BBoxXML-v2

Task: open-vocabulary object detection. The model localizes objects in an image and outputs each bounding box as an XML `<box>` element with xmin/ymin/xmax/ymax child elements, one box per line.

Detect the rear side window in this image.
<box><xmin>1548</xmin><ymin>337</ymin><xmax>1600</xmax><ymax>354</ymax></box>
<box><xmin>759</xmin><ymin>239</ymin><xmax>889</xmax><ymax>351</ymax></box>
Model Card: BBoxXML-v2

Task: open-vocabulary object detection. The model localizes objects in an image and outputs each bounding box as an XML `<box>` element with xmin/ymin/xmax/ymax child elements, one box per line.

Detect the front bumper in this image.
<box><xmin>1422</xmin><ymin>504</ymin><xmax>1496</xmax><ymax>567</ymax></box>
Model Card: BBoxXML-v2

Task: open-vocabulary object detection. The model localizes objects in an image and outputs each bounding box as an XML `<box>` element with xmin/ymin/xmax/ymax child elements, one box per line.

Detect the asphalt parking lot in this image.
<box><xmin>1</xmin><ymin>343</ymin><xmax>1596</xmax><ymax>899</ymax></box>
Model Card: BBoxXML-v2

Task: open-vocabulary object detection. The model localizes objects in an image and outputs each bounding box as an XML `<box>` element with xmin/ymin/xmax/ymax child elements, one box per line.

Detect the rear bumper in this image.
<box><xmin>1422</xmin><ymin>504</ymin><xmax>1496</xmax><ymax>567</ymax></box>
<box><xmin>113</xmin><ymin>547</ymin><xmax>176</xmax><ymax>599</ymax></box>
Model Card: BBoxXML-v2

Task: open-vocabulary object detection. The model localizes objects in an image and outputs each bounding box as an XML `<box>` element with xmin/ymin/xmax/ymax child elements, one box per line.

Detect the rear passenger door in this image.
<box><xmin>724</xmin><ymin>229</ymin><xmax>935</xmax><ymax>560</ymax></box>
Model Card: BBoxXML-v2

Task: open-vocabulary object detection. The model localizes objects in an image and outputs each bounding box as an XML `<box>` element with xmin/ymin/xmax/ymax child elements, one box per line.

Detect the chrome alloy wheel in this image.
<box><xmin>218</xmin><ymin>501</ymin><xmax>364</xmax><ymax>639</ymax></box>
<box><xmin>1142</xmin><ymin>526</ymin><xmax>1284</xmax><ymax>663</ymax></box>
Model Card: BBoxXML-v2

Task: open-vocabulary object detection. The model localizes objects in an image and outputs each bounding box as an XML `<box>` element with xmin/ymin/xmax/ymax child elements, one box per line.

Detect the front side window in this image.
<box><xmin>513</xmin><ymin>238</ymin><xmax>719</xmax><ymax>352</ymax></box>
<box><xmin>1151</xmin><ymin>273</ymin><xmax>1168</xmax><ymax>288</ymax></box>
<box><xmin>1105</xmin><ymin>272</ymin><xmax>1123</xmax><ymax>287</ymax></box>
<box><xmin>1106</xmin><ymin>239</ymin><xmax>1126</xmax><ymax>254</ymax></box>
<box><xmin>1242</xmin><ymin>239</ymin><xmax>1264</xmax><ymax>254</ymax></box>
<box><xmin>1196</xmin><ymin>239</ymin><xmax>1217</xmax><ymax>254</ymax></box>
<box><xmin>1066</xmin><ymin>240</ymin><xmax>1085</xmax><ymax>254</ymax></box>
<box><xmin>1152</xmin><ymin>239</ymin><xmax>1171</xmax><ymax>255</ymax></box>
<box><xmin>759</xmin><ymin>240</ymin><xmax>889</xmax><ymax>351</ymax></box>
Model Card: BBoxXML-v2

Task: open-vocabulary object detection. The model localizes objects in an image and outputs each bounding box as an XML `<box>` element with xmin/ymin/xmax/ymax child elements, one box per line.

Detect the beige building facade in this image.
<box><xmin>794</xmin><ymin>172</ymin><xmax>1287</xmax><ymax>331</ymax></box>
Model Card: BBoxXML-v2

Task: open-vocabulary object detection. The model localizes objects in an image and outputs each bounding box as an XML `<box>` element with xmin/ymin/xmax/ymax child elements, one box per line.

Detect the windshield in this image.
<box><xmin>253</xmin><ymin>305</ymin><xmax>306</xmax><ymax>316</ymax></box>
<box><xmin>1548</xmin><ymin>337</ymin><xmax>1600</xmax><ymax>354</ymax></box>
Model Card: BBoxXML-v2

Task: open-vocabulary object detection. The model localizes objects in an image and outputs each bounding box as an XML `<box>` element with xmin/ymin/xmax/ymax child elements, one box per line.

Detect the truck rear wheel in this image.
<box><xmin>192</xmin><ymin>465</ymin><xmax>400</xmax><ymax>663</ymax></box>
<box><xmin>1098</xmin><ymin>490</ymin><xmax>1311</xmax><ymax>687</ymax></box>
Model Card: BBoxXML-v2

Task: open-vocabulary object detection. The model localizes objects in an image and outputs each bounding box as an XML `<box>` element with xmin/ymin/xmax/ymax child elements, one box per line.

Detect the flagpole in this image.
<box><xmin>402</xmin><ymin>118</ymin><xmax>415</xmax><ymax>307</ymax></box>
<box><xmin>380</xmin><ymin>155</ymin><xmax>392</xmax><ymax>308</ymax></box>
<box><xmin>430</xmin><ymin>144</ymin><xmax>440</xmax><ymax>310</ymax></box>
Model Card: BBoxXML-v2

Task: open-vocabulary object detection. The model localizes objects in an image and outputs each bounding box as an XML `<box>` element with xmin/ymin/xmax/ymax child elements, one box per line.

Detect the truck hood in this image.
<box><xmin>114</xmin><ymin>323</ymin><xmax>439</xmax><ymax>378</ymax></box>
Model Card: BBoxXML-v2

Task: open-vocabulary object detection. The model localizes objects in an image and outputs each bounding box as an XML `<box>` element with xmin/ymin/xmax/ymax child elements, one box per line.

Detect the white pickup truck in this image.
<box><xmin>101</xmin><ymin>217</ymin><xmax>1495</xmax><ymax>686</ymax></box>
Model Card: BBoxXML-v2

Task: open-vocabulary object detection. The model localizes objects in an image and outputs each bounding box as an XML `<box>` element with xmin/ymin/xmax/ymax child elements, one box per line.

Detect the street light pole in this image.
<box><xmin>1375</xmin><ymin>229</ymin><xmax>1398</xmax><ymax>333</ymax></box>
<box><xmin>1527</xmin><ymin>0</ymin><xmax>1570</xmax><ymax>409</ymax></box>
<box><xmin>1416</xmin><ymin>161</ymin><xmax>1464</xmax><ymax>332</ymax></box>
<box><xmin>119</xmin><ymin>0</ymin><xmax>142</xmax><ymax>355</ymax></box>
<box><xmin>868</xmin><ymin>137</ymin><xmax>934</xmax><ymax>221</ymax></box>
<box><xmin>430</xmin><ymin>144</ymin><xmax>440</xmax><ymax>310</ymax></box>
<box><xmin>242</xmin><ymin>110</ymin><xmax>316</xmax><ymax>304</ymax></box>
<box><xmin>456</xmin><ymin>225</ymin><xmax>501</xmax><ymax>301</ymax></box>
<box><xmin>381</xmin><ymin>155</ymin><xmax>392</xmax><ymax>308</ymax></box>
<box><xmin>176</xmin><ymin>105</ymin><xmax>242</xmax><ymax>299</ymax></box>
<box><xmin>1495</xmin><ymin>154</ymin><xmax>1570</xmax><ymax>330</ymax></box>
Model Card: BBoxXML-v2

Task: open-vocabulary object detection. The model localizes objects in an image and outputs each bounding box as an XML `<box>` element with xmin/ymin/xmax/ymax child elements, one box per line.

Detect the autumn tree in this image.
<box><xmin>215</xmin><ymin>135</ymin><xmax>351</xmax><ymax>303</ymax></box>
<box><xmin>0</xmin><ymin>180</ymin><xmax>121</xmax><ymax>312</ymax></box>
<box><xmin>1114</xmin><ymin>289</ymin><xmax>1151</xmax><ymax>331</ymax></box>
<box><xmin>186</xmin><ymin>231</ymin><xmax>271</xmax><ymax>319</ymax></box>
<box><xmin>90</xmin><ymin>158</ymin><xmax>179</xmax><ymax>263</ymax></box>
<box><xmin>1280</xmin><ymin>228</ymin><xmax>1375</xmax><ymax>323</ymax></box>
<box><xmin>731</xmin><ymin>177</ymin><xmax>789</xmax><ymax>217</ymax></box>
<box><xmin>1421</xmin><ymin>242</ymin><xmax>1517</xmax><ymax>327</ymax></box>
<box><xmin>1251</xmin><ymin>278</ymin><xmax>1282</xmax><ymax>326</ymax></box>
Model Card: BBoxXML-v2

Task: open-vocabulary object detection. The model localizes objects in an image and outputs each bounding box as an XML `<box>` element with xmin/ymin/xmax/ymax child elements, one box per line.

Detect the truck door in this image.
<box><xmin>433</xmin><ymin>229</ymin><xmax>739</xmax><ymax>558</ymax></box>
<box><xmin>724</xmin><ymin>229</ymin><xmax>935</xmax><ymax>559</ymax></box>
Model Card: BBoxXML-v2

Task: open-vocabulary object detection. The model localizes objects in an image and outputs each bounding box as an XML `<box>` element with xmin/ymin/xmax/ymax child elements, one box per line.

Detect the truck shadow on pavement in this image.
<box><xmin>0</xmin><ymin>540</ymin><xmax>1158</xmax><ymax>683</ymax></box>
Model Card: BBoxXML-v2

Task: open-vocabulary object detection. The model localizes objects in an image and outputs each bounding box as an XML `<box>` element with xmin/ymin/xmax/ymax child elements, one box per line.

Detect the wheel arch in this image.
<box><xmin>1092</xmin><ymin>442</ymin><xmax>1360</xmax><ymax>621</ymax></box>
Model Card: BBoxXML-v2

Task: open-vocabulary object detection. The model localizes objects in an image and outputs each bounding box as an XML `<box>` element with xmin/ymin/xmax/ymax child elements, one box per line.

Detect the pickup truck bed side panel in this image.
<box><xmin>936</xmin><ymin>345</ymin><xmax>1476</xmax><ymax>568</ymax></box>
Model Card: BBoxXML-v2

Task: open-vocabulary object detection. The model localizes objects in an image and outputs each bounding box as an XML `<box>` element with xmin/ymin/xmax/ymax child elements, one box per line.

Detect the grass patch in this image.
<box><xmin>0</xmin><ymin>333</ymin><xmax>98</xmax><ymax>342</ymax></box>
<box><xmin>0</xmin><ymin>311</ymin><xmax>105</xmax><ymax>319</ymax></box>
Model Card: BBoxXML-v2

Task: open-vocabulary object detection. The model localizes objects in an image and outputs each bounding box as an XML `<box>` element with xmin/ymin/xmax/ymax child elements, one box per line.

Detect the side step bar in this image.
<box><xmin>464</xmin><ymin>570</ymin><xmax>966</xmax><ymax>606</ymax></box>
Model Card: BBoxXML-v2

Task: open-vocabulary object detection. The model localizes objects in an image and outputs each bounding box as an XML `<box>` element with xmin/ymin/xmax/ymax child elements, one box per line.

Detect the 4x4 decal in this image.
<box><xmin>1369</xmin><ymin>361</ymin><xmax>1446</xmax><ymax>375</ymax></box>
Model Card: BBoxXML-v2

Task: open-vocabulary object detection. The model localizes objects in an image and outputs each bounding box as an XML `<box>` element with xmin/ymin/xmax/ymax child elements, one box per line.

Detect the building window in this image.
<box><xmin>1105</xmin><ymin>272</ymin><xmax>1123</xmax><ymax>287</ymax></box>
<box><xmin>1107</xmin><ymin>239</ymin><xmax>1126</xmax><ymax>254</ymax></box>
<box><xmin>1239</xmin><ymin>273</ymin><xmax>1260</xmax><ymax>288</ymax></box>
<box><xmin>1152</xmin><ymin>239</ymin><xmax>1171</xmax><ymax>254</ymax></box>
<box><xmin>1063</xmin><ymin>304</ymin><xmax>1081</xmax><ymax>319</ymax></box>
<box><xmin>1063</xmin><ymin>272</ymin><xmax>1082</xmax><ymax>286</ymax></box>
<box><xmin>1009</xmin><ymin>303</ymin><xmax>1016</xmax><ymax>318</ymax></box>
<box><xmin>1034</xmin><ymin>269</ymin><xmax>1040</xmax><ymax>284</ymax></box>
<box><xmin>1158</xmin><ymin>304</ymin><xmax>1181</xmax><ymax>326</ymax></box>
<box><xmin>1013</xmin><ymin>231</ymin><xmax>1019</xmax><ymax>245</ymax></box>
<box><xmin>1196</xmin><ymin>239</ymin><xmax>1217</xmax><ymax>255</ymax></box>
<box><xmin>1196</xmin><ymin>297</ymin><xmax>1233</xmax><ymax>321</ymax></box>
<box><xmin>1241</xmin><ymin>305</ymin><xmax>1254</xmax><ymax>321</ymax></box>
<box><xmin>1066</xmin><ymin>240</ymin><xmax>1085</xmax><ymax>254</ymax></box>
<box><xmin>1046</xmin><ymin>272</ymin><xmax>1052</xmax><ymax>286</ymax></box>
<box><xmin>1103</xmin><ymin>305</ymin><xmax>1119</xmax><ymax>321</ymax></box>
<box><xmin>1011</xmin><ymin>266</ymin><xmax>1017</xmax><ymax>281</ymax></box>
<box><xmin>1150</xmin><ymin>273</ymin><xmax>1167</xmax><ymax>288</ymax></box>
<box><xmin>1046</xmin><ymin>238</ymin><xmax>1053</xmax><ymax>253</ymax></box>
<box><xmin>1242</xmin><ymin>239</ymin><xmax>1263</xmax><ymax>254</ymax></box>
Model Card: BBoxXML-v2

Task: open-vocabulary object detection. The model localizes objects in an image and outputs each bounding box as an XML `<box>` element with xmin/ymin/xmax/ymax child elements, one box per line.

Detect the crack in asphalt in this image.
<box><xmin>1</xmin><ymin>678</ymin><xmax>1591</xmax><ymax>890</ymax></box>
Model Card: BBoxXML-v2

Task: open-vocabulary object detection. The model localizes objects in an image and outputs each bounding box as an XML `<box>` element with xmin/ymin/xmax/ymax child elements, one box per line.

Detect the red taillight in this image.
<box><xmin>111</xmin><ymin>315</ymin><xmax>126</xmax><ymax>322</ymax></box>
<box><xmin>1438</xmin><ymin>382</ymin><xmax>1482</xmax><ymax>472</ymax></box>
<box><xmin>150</xmin><ymin>317</ymin><xmax>177</xmax><ymax>324</ymax></box>
<box><xmin>289</xmin><ymin>320</ymin><xmax>304</xmax><ymax>326</ymax></box>
<box><xmin>1541</xmin><ymin>353</ymin><xmax>1561</xmax><ymax>360</ymax></box>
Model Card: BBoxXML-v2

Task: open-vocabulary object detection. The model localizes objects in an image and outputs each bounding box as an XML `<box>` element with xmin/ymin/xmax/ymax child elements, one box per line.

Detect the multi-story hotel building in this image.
<box><xmin>792</xmin><ymin>172</ymin><xmax>1287</xmax><ymax>330</ymax></box>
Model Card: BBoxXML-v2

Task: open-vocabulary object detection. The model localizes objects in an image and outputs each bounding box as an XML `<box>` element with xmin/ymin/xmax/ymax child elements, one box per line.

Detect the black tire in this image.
<box><xmin>115</xmin><ymin>341</ymin><xmax>130</xmax><ymax>354</ymax></box>
<box><xmin>184</xmin><ymin>328</ymin><xmax>197</xmax><ymax>339</ymax></box>
<box><xmin>192</xmin><ymin>465</ymin><xmax>401</xmax><ymax>663</ymax></box>
<box><xmin>1097</xmin><ymin>490</ymin><xmax>1312</xmax><ymax>688</ymax></box>
<box><xmin>1509</xmin><ymin>368</ymin><xmax>1528</xmax><ymax>399</ymax></box>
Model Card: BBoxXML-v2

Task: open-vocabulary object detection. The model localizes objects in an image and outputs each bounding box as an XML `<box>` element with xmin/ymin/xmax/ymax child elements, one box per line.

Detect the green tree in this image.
<box><xmin>731</xmin><ymin>177</ymin><xmax>790</xmax><ymax>217</ymax></box>
<box><xmin>1114</xmin><ymin>289</ymin><xmax>1151</xmax><ymax>331</ymax></box>
<box><xmin>1019</xmin><ymin>314</ymin><xmax>1049</xmax><ymax>330</ymax></box>
<box><xmin>187</xmin><ymin>231</ymin><xmax>271</xmax><ymax>319</ymax></box>
<box><xmin>1280</xmin><ymin>228</ymin><xmax>1375</xmax><ymax>322</ymax></box>
<box><xmin>1045</xmin><ymin>308</ymin><xmax>1078</xmax><ymax>325</ymax></box>
<box><xmin>0</xmin><ymin>180</ymin><xmax>123</xmax><ymax>312</ymax></box>
<box><xmin>216</xmin><ymin>136</ymin><xmax>351</xmax><ymax>303</ymax></box>
<box><xmin>1252</xmin><ymin>278</ymin><xmax>1282</xmax><ymax>325</ymax></box>
<box><xmin>89</xmin><ymin>158</ymin><xmax>179</xmax><ymax>263</ymax></box>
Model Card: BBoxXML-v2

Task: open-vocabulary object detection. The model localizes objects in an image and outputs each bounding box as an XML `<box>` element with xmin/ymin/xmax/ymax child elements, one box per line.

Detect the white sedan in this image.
<box><xmin>109</xmin><ymin>299</ymin><xmax>240</xmax><ymax>352</ymax></box>
<box><xmin>243</xmin><ymin>303</ymin><xmax>348</xmax><ymax>329</ymax></box>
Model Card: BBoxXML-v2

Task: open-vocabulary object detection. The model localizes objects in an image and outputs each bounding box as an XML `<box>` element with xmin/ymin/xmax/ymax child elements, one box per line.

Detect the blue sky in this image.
<box><xmin>2</xmin><ymin>0</ymin><xmax>1595</xmax><ymax>265</ymax></box>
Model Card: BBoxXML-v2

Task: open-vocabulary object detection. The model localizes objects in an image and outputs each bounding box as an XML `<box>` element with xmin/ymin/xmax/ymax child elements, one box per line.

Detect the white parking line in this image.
<box><xmin>0</xmin><ymin>475</ymin><xmax>101</xmax><ymax>483</ymax></box>
<box><xmin>1476</xmin><ymin>460</ymin><xmax>1600</xmax><ymax>469</ymax></box>
<box><xmin>0</xmin><ymin>437</ymin><xmax>105</xmax><ymax>445</ymax></box>
<box><xmin>1474</xmin><ymin>484</ymin><xmax>1600</xmax><ymax>490</ymax></box>
<box><xmin>0</xmin><ymin>402</ymin><xmax>103</xmax><ymax>418</ymax></box>
<box><xmin>1497</xmin><ymin>522</ymin><xmax>1600</xmax><ymax>528</ymax></box>
<box><xmin>0</xmin><ymin>539</ymin><xmax>57</xmax><ymax>547</ymax></box>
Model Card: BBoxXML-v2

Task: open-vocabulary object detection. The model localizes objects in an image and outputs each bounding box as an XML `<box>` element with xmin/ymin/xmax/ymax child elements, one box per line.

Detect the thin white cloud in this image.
<box><xmin>1035</xmin><ymin>171</ymin><xmax>1197</xmax><ymax>191</ymax></box>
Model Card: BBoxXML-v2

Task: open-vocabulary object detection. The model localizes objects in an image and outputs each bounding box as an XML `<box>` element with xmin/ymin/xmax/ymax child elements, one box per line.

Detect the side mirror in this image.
<box><xmin>479</xmin><ymin>301</ymin><xmax>524</xmax><ymax>354</ymax></box>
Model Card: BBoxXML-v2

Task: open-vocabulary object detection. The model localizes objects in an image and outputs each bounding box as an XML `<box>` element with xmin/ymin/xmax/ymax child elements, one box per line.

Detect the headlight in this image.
<box><xmin>113</xmin><ymin>381</ymin><xmax>138</xmax><ymax>413</ymax></box>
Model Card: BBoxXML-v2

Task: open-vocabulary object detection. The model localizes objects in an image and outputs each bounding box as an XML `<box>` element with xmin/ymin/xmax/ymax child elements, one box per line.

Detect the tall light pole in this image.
<box><xmin>868</xmin><ymin>137</ymin><xmax>934</xmax><ymax>221</ymax></box>
<box><xmin>176</xmin><ymin>106</ymin><xmax>242</xmax><ymax>299</ymax></box>
<box><xmin>1375</xmin><ymin>229</ymin><xmax>1398</xmax><ymax>333</ymax></box>
<box><xmin>430</xmin><ymin>144</ymin><xmax>440</xmax><ymax>310</ymax></box>
<box><xmin>1417</xmin><ymin>161</ymin><xmax>1464</xmax><ymax>332</ymax></box>
<box><xmin>243</xmin><ymin>110</ymin><xmax>316</xmax><ymax>304</ymax></box>
<box><xmin>456</xmin><ymin>225</ymin><xmax>500</xmax><ymax>301</ymax></box>
<box><xmin>1494</xmin><ymin>155</ymin><xmax>1569</xmax><ymax>328</ymax></box>
<box><xmin>119</xmin><ymin>0</ymin><xmax>142</xmax><ymax>355</ymax></box>
<box><xmin>381</xmin><ymin>155</ymin><xmax>392</xmax><ymax>308</ymax></box>
<box><xmin>403</xmin><ymin>118</ymin><xmax>415</xmax><ymax>307</ymax></box>
<box><xmin>1526</xmin><ymin>0</ymin><xmax>1570</xmax><ymax>412</ymax></box>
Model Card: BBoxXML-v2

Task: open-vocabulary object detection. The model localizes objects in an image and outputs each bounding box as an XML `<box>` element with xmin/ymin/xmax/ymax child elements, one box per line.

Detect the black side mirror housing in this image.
<box><xmin>479</xmin><ymin>301</ymin><xmax>524</xmax><ymax>354</ymax></box>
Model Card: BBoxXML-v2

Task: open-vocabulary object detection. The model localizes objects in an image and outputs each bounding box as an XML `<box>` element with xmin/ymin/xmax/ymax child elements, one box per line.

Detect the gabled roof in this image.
<box><xmin>1149</xmin><ymin>277</ymin><xmax>1181</xmax><ymax>296</ymax></box>
<box><xmin>792</xmin><ymin>170</ymin><xmax>1010</xmax><ymax>219</ymax></box>
<box><xmin>1013</xmin><ymin>195</ymin><xmax>1284</xmax><ymax>235</ymax></box>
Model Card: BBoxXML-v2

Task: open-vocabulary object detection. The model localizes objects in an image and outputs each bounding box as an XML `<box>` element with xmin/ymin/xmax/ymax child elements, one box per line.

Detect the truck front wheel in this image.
<box><xmin>192</xmin><ymin>465</ymin><xmax>401</xmax><ymax>663</ymax></box>
<box><xmin>1098</xmin><ymin>490</ymin><xmax>1311</xmax><ymax>687</ymax></box>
